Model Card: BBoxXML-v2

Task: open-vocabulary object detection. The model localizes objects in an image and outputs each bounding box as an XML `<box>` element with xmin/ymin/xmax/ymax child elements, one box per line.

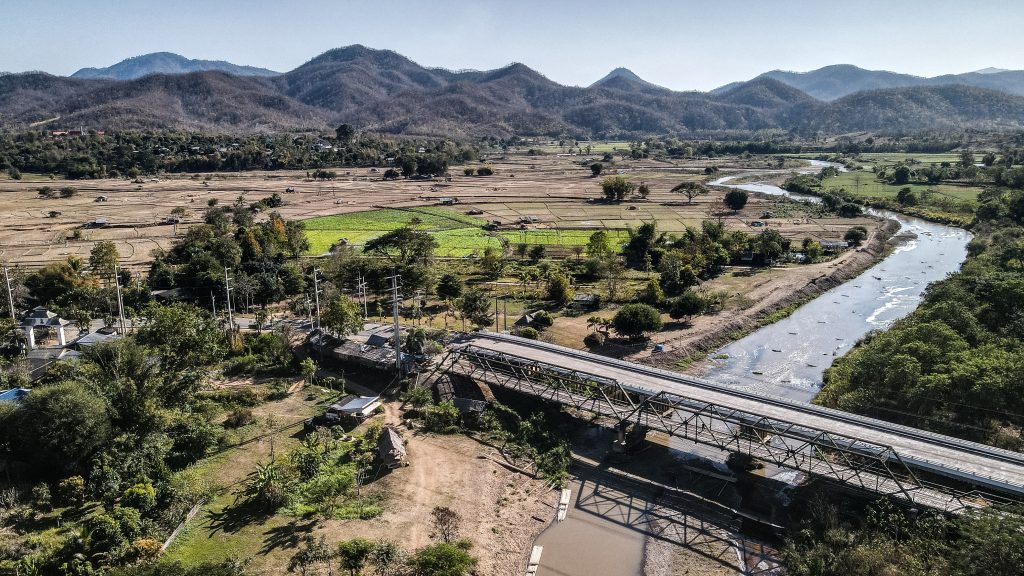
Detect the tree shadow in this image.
<box><xmin>260</xmin><ymin>517</ymin><xmax>317</xmax><ymax>555</ymax></box>
<box><xmin>203</xmin><ymin>500</ymin><xmax>276</xmax><ymax>536</ymax></box>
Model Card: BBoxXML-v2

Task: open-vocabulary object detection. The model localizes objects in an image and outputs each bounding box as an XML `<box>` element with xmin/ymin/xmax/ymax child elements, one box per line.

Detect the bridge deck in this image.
<box><xmin>459</xmin><ymin>333</ymin><xmax>1024</xmax><ymax>499</ymax></box>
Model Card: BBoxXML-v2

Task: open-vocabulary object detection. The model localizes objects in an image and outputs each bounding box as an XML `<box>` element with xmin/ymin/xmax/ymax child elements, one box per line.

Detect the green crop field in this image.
<box><xmin>303</xmin><ymin>206</ymin><xmax>630</xmax><ymax>257</ymax></box>
<box><xmin>825</xmin><ymin>170</ymin><xmax>982</xmax><ymax>203</ymax></box>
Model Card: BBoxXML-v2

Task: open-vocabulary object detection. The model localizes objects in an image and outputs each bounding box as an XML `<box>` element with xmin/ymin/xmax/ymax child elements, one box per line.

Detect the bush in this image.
<box><xmin>423</xmin><ymin>401</ymin><xmax>461</xmax><ymax>433</ymax></box>
<box><xmin>532</xmin><ymin>311</ymin><xmax>553</xmax><ymax>329</ymax></box>
<box><xmin>57</xmin><ymin>476</ymin><xmax>86</xmax><ymax>507</ymax></box>
<box><xmin>224</xmin><ymin>408</ymin><xmax>255</xmax><ymax>428</ymax></box>
<box><xmin>583</xmin><ymin>332</ymin><xmax>606</xmax><ymax>348</ymax></box>
<box><xmin>636</xmin><ymin>278</ymin><xmax>665</xmax><ymax>306</ymax></box>
<box><xmin>844</xmin><ymin>226</ymin><xmax>868</xmax><ymax>246</ymax></box>
<box><xmin>669</xmin><ymin>290</ymin><xmax>707</xmax><ymax>321</ymax></box>
<box><xmin>516</xmin><ymin>327</ymin><xmax>539</xmax><ymax>340</ymax></box>
<box><xmin>31</xmin><ymin>483</ymin><xmax>51</xmax><ymax>511</ymax></box>
<box><xmin>476</xmin><ymin>166</ymin><xmax>493</xmax><ymax>176</ymax></box>
<box><xmin>612</xmin><ymin>304</ymin><xmax>663</xmax><ymax>340</ymax></box>
<box><xmin>122</xmin><ymin>483</ymin><xmax>157</xmax><ymax>512</ymax></box>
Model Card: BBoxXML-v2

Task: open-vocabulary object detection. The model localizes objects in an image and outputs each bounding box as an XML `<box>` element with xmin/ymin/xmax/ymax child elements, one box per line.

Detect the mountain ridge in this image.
<box><xmin>71</xmin><ymin>52</ymin><xmax>279</xmax><ymax>80</ymax></box>
<box><xmin>4</xmin><ymin>46</ymin><xmax>1024</xmax><ymax>137</ymax></box>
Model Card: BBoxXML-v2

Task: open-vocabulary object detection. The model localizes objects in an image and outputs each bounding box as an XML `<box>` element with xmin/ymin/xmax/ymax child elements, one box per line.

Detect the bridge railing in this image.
<box><xmin>441</xmin><ymin>344</ymin><xmax>999</xmax><ymax>512</ymax></box>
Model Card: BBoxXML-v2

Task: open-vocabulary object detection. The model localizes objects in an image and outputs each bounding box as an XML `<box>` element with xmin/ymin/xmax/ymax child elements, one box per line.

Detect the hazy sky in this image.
<box><xmin>5</xmin><ymin>0</ymin><xmax>1023</xmax><ymax>90</ymax></box>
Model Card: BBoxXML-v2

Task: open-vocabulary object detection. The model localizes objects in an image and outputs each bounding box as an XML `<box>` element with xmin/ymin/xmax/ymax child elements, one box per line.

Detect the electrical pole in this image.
<box><xmin>223</xmin><ymin>267</ymin><xmax>234</xmax><ymax>330</ymax></box>
<box><xmin>304</xmin><ymin>296</ymin><xmax>314</xmax><ymax>329</ymax></box>
<box><xmin>386</xmin><ymin>272</ymin><xmax>403</xmax><ymax>376</ymax></box>
<box><xmin>312</xmin><ymin>267</ymin><xmax>323</xmax><ymax>332</ymax></box>
<box><xmin>3</xmin><ymin>266</ymin><xmax>15</xmax><ymax>321</ymax></box>
<box><xmin>356</xmin><ymin>274</ymin><xmax>369</xmax><ymax>322</ymax></box>
<box><xmin>494</xmin><ymin>296</ymin><xmax>499</xmax><ymax>332</ymax></box>
<box><xmin>503</xmin><ymin>297</ymin><xmax>508</xmax><ymax>332</ymax></box>
<box><xmin>113</xmin><ymin>264</ymin><xmax>127</xmax><ymax>334</ymax></box>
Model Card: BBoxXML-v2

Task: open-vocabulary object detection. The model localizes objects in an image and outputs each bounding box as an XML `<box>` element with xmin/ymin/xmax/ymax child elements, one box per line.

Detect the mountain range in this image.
<box><xmin>3</xmin><ymin>46</ymin><xmax>1024</xmax><ymax>137</ymax></box>
<box><xmin>71</xmin><ymin>52</ymin><xmax>278</xmax><ymax>80</ymax></box>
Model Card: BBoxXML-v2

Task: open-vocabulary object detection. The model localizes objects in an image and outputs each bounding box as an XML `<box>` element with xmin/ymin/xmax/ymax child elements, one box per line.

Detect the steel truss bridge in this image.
<box><xmin>434</xmin><ymin>333</ymin><xmax>1024</xmax><ymax>513</ymax></box>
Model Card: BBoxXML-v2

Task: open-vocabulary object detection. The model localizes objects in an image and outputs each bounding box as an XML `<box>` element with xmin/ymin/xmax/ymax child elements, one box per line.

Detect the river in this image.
<box><xmin>703</xmin><ymin>162</ymin><xmax>972</xmax><ymax>401</ymax></box>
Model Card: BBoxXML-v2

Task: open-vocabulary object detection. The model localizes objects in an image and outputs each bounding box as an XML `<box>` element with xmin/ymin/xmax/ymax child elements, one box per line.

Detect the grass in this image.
<box><xmin>825</xmin><ymin>170</ymin><xmax>981</xmax><ymax>203</ymax></box>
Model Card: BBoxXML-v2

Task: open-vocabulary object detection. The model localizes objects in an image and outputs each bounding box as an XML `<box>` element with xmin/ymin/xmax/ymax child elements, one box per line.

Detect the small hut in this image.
<box><xmin>377</xmin><ymin>426</ymin><xmax>407</xmax><ymax>469</ymax></box>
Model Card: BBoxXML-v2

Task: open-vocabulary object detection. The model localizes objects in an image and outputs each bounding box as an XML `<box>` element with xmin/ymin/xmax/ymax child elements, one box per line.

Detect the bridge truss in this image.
<box><xmin>436</xmin><ymin>344</ymin><xmax>1002</xmax><ymax>513</ymax></box>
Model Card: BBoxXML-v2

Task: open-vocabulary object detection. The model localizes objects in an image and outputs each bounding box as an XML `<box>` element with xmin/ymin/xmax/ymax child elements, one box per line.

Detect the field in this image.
<box><xmin>1</xmin><ymin>152</ymin><xmax>877</xmax><ymax>271</ymax></box>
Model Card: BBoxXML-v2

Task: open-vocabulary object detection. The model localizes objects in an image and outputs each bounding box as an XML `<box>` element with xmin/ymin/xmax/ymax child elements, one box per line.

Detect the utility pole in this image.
<box><xmin>503</xmin><ymin>297</ymin><xmax>508</xmax><ymax>332</ymax></box>
<box><xmin>304</xmin><ymin>296</ymin><xmax>314</xmax><ymax>329</ymax></box>
<box><xmin>356</xmin><ymin>274</ymin><xmax>369</xmax><ymax>322</ymax></box>
<box><xmin>223</xmin><ymin>267</ymin><xmax>234</xmax><ymax>330</ymax></box>
<box><xmin>113</xmin><ymin>264</ymin><xmax>127</xmax><ymax>334</ymax></box>
<box><xmin>494</xmin><ymin>296</ymin><xmax>499</xmax><ymax>332</ymax></box>
<box><xmin>3</xmin><ymin>266</ymin><xmax>15</xmax><ymax>321</ymax></box>
<box><xmin>312</xmin><ymin>267</ymin><xmax>323</xmax><ymax>332</ymax></box>
<box><xmin>386</xmin><ymin>272</ymin><xmax>403</xmax><ymax>376</ymax></box>
<box><xmin>414</xmin><ymin>289</ymin><xmax>423</xmax><ymax>326</ymax></box>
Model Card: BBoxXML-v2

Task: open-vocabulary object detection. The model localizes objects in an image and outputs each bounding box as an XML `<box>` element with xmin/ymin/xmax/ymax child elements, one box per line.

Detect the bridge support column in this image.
<box><xmin>612</xmin><ymin>426</ymin><xmax>627</xmax><ymax>453</ymax></box>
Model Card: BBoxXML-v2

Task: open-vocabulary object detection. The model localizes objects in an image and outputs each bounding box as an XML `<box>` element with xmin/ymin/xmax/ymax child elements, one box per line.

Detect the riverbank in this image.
<box><xmin>627</xmin><ymin>217</ymin><xmax>901</xmax><ymax>372</ymax></box>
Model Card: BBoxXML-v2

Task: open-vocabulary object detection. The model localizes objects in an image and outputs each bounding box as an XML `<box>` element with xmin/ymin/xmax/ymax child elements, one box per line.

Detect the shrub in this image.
<box><xmin>516</xmin><ymin>327</ymin><xmax>539</xmax><ymax>340</ymax></box>
<box><xmin>31</xmin><ymin>483</ymin><xmax>51</xmax><ymax>511</ymax></box>
<box><xmin>583</xmin><ymin>332</ymin><xmax>606</xmax><ymax>348</ymax></box>
<box><xmin>724</xmin><ymin>189</ymin><xmax>748</xmax><ymax>211</ymax></box>
<box><xmin>844</xmin><ymin>226</ymin><xmax>869</xmax><ymax>245</ymax></box>
<box><xmin>423</xmin><ymin>401</ymin><xmax>461</xmax><ymax>434</ymax></box>
<box><xmin>476</xmin><ymin>166</ymin><xmax>494</xmax><ymax>176</ymax></box>
<box><xmin>532</xmin><ymin>311</ymin><xmax>553</xmax><ymax>329</ymax></box>
<box><xmin>637</xmin><ymin>278</ymin><xmax>665</xmax><ymax>306</ymax></box>
<box><xmin>122</xmin><ymin>483</ymin><xmax>157</xmax><ymax>512</ymax></box>
<box><xmin>612</xmin><ymin>304</ymin><xmax>663</xmax><ymax>340</ymax></box>
<box><xmin>224</xmin><ymin>408</ymin><xmax>255</xmax><ymax>428</ymax></box>
<box><xmin>57</xmin><ymin>476</ymin><xmax>86</xmax><ymax>507</ymax></box>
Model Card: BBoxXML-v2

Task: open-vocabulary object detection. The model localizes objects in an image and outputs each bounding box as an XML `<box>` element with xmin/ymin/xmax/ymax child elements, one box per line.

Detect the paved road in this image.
<box><xmin>453</xmin><ymin>333</ymin><xmax>1024</xmax><ymax>507</ymax></box>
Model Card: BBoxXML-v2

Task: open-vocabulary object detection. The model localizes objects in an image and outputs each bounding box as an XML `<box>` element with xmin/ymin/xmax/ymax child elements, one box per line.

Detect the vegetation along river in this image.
<box><xmin>704</xmin><ymin>162</ymin><xmax>972</xmax><ymax>401</ymax></box>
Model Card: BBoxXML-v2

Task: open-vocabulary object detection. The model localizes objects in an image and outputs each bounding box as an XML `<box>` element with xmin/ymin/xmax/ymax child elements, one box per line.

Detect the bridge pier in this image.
<box><xmin>612</xmin><ymin>423</ymin><xmax>648</xmax><ymax>453</ymax></box>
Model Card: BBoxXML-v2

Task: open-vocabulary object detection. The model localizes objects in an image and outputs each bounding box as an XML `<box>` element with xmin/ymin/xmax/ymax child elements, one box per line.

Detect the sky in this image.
<box><xmin>4</xmin><ymin>0</ymin><xmax>1024</xmax><ymax>90</ymax></box>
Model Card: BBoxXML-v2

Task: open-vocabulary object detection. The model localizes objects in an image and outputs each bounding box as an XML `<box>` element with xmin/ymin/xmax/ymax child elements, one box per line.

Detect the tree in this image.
<box><xmin>458</xmin><ymin>288</ymin><xmax>492</xmax><ymax>329</ymax></box>
<box><xmin>546</xmin><ymin>273</ymin><xmax>574</xmax><ymax>306</ymax></box>
<box><xmin>669</xmin><ymin>290</ymin><xmax>706</xmax><ymax>321</ymax></box>
<box><xmin>586</xmin><ymin>230</ymin><xmax>613</xmax><ymax>258</ymax></box>
<box><xmin>633</xmin><ymin>275</ymin><xmax>662</xmax><ymax>304</ymax></box>
<box><xmin>590</xmin><ymin>162</ymin><xmax>603</xmax><ymax>177</ymax></box>
<box><xmin>338</xmin><ymin>537</ymin><xmax>374</xmax><ymax>575</ymax></box>
<box><xmin>436</xmin><ymin>273</ymin><xmax>463</xmax><ymax>300</ymax></box>
<box><xmin>89</xmin><ymin>240</ymin><xmax>120</xmax><ymax>281</ymax></box>
<box><xmin>364</xmin><ymin>227</ymin><xmax>438</xmax><ymax>266</ymax></box>
<box><xmin>896</xmin><ymin>186</ymin><xmax>918</xmax><ymax>206</ymax></box>
<box><xmin>959</xmin><ymin>149</ymin><xmax>975</xmax><ymax>167</ymax></box>
<box><xmin>300</xmin><ymin>357</ymin><xmax>317</xmax><ymax>386</ymax></box>
<box><xmin>892</xmin><ymin>165</ymin><xmax>912</xmax><ymax>185</ymax></box>
<box><xmin>10</xmin><ymin>382</ymin><xmax>112</xmax><ymax>474</ymax></box>
<box><xmin>844</xmin><ymin>226</ymin><xmax>868</xmax><ymax>246</ymax></box>
<box><xmin>322</xmin><ymin>294</ymin><xmax>362</xmax><ymax>336</ymax></box>
<box><xmin>601</xmin><ymin>175</ymin><xmax>635</xmax><ymax>201</ymax></box>
<box><xmin>671</xmin><ymin>181</ymin><xmax>707</xmax><ymax>203</ymax></box>
<box><xmin>528</xmin><ymin>244</ymin><xmax>546</xmax><ymax>262</ymax></box>
<box><xmin>136</xmin><ymin>302</ymin><xmax>226</xmax><ymax>372</ymax></box>
<box><xmin>637</xmin><ymin>182</ymin><xmax>651</xmax><ymax>198</ymax></box>
<box><xmin>369</xmin><ymin>540</ymin><xmax>407</xmax><ymax>576</ymax></box>
<box><xmin>724</xmin><ymin>189</ymin><xmax>748</xmax><ymax>211</ymax></box>
<box><xmin>431</xmin><ymin>506</ymin><xmax>462</xmax><ymax>543</ymax></box>
<box><xmin>612</xmin><ymin>303</ymin><xmax>663</xmax><ymax>340</ymax></box>
<box><xmin>335</xmin><ymin>123</ymin><xmax>356</xmax><ymax>143</ymax></box>
<box><xmin>59</xmin><ymin>186</ymin><xmax>78</xmax><ymax>198</ymax></box>
<box><xmin>383</xmin><ymin>168</ymin><xmax>400</xmax><ymax>179</ymax></box>
<box><xmin>476</xmin><ymin>166</ymin><xmax>493</xmax><ymax>176</ymax></box>
<box><xmin>407</xmin><ymin>542</ymin><xmax>477</xmax><ymax>576</ymax></box>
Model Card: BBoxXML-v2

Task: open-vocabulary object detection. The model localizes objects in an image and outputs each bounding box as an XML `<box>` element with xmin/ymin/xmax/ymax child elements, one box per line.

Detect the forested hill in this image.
<box><xmin>5</xmin><ymin>45</ymin><xmax>1024</xmax><ymax>137</ymax></box>
<box><xmin>71</xmin><ymin>52</ymin><xmax>279</xmax><ymax>80</ymax></box>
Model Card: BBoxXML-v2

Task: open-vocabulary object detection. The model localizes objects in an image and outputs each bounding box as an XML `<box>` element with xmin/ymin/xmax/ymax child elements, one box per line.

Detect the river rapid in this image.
<box><xmin>703</xmin><ymin>161</ymin><xmax>972</xmax><ymax>401</ymax></box>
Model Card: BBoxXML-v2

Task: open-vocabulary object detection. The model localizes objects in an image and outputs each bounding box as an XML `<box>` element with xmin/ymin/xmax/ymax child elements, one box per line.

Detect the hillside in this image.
<box><xmin>4</xmin><ymin>46</ymin><xmax>1024</xmax><ymax>136</ymax></box>
<box><xmin>741</xmin><ymin>64</ymin><xmax>1024</xmax><ymax>100</ymax></box>
<box><xmin>71</xmin><ymin>52</ymin><xmax>279</xmax><ymax>80</ymax></box>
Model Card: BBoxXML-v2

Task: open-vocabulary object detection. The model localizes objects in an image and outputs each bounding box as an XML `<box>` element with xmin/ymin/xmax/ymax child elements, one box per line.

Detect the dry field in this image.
<box><xmin>0</xmin><ymin>154</ymin><xmax>873</xmax><ymax>272</ymax></box>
